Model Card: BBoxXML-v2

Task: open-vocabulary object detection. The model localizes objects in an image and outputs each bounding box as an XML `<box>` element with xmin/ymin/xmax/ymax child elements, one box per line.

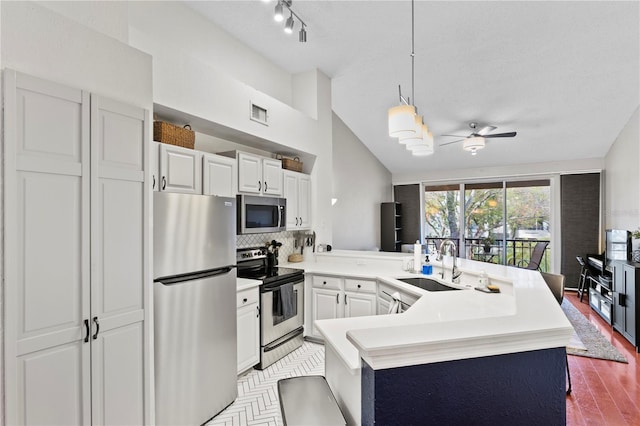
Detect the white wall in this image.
<box><xmin>127</xmin><ymin>1</ymin><xmax>292</xmax><ymax>106</ymax></box>
<box><xmin>332</xmin><ymin>113</ymin><xmax>392</xmax><ymax>250</ymax></box>
<box><xmin>604</xmin><ymin>106</ymin><xmax>640</xmax><ymax>248</ymax></box>
<box><xmin>392</xmin><ymin>157</ymin><xmax>604</xmax><ymax>185</ymax></box>
<box><xmin>1</xmin><ymin>1</ymin><xmax>151</xmax><ymax>108</ymax></box>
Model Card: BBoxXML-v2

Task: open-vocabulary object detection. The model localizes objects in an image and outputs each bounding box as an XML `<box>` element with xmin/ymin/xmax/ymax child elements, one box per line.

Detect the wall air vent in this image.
<box><xmin>250</xmin><ymin>102</ymin><xmax>268</xmax><ymax>126</ymax></box>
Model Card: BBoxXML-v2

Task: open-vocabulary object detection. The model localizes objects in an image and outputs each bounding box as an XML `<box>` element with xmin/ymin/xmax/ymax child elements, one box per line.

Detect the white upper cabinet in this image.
<box><xmin>237</xmin><ymin>152</ymin><xmax>282</xmax><ymax>196</ymax></box>
<box><xmin>203</xmin><ymin>152</ymin><xmax>237</xmax><ymax>197</ymax></box>
<box><xmin>158</xmin><ymin>143</ymin><xmax>202</xmax><ymax>194</ymax></box>
<box><xmin>283</xmin><ymin>170</ymin><xmax>312</xmax><ymax>230</ymax></box>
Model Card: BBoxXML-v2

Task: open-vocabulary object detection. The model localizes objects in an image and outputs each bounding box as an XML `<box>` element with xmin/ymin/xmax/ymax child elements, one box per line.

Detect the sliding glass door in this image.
<box><xmin>424</xmin><ymin>179</ymin><xmax>551</xmax><ymax>271</ymax></box>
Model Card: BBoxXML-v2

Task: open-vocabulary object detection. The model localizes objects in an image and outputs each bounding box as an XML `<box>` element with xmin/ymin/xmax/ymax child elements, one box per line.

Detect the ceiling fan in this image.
<box><xmin>440</xmin><ymin>122</ymin><xmax>517</xmax><ymax>155</ymax></box>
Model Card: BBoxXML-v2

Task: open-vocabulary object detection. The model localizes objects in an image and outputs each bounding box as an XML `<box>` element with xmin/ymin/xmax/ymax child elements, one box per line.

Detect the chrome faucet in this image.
<box><xmin>436</xmin><ymin>239</ymin><xmax>462</xmax><ymax>284</ymax></box>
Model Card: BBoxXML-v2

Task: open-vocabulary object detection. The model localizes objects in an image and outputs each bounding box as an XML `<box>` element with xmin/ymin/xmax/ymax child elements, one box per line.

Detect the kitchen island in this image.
<box><xmin>281</xmin><ymin>250</ymin><xmax>573</xmax><ymax>426</ymax></box>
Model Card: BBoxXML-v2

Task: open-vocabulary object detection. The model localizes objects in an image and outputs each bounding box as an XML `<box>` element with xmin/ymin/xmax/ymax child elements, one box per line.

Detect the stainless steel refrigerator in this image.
<box><xmin>153</xmin><ymin>192</ymin><xmax>237</xmax><ymax>425</ymax></box>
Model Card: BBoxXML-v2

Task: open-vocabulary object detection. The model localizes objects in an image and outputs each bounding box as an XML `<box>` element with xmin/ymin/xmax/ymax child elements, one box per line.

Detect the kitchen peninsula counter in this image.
<box><xmin>281</xmin><ymin>250</ymin><xmax>573</xmax><ymax>425</ymax></box>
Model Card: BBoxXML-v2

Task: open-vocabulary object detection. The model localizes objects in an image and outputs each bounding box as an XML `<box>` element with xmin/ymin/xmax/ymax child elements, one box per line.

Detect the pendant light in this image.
<box><xmin>387</xmin><ymin>0</ymin><xmax>434</xmax><ymax>157</ymax></box>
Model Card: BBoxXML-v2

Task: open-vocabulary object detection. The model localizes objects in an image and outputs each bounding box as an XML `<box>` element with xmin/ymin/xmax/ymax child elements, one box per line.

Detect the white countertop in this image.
<box><xmin>236</xmin><ymin>277</ymin><xmax>261</xmax><ymax>292</ymax></box>
<box><xmin>280</xmin><ymin>251</ymin><xmax>573</xmax><ymax>373</ymax></box>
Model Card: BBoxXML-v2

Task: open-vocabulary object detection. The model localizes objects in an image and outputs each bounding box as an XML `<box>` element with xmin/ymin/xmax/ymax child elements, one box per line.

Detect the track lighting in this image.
<box><xmin>284</xmin><ymin>13</ymin><xmax>294</xmax><ymax>34</ymax></box>
<box><xmin>299</xmin><ymin>24</ymin><xmax>307</xmax><ymax>43</ymax></box>
<box><xmin>267</xmin><ymin>0</ymin><xmax>308</xmax><ymax>42</ymax></box>
<box><xmin>274</xmin><ymin>1</ymin><xmax>284</xmax><ymax>22</ymax></box>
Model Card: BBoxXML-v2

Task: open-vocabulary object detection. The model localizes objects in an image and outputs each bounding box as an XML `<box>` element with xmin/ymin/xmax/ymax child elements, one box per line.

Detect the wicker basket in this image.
<box><xmin>281</xmin><ymin>157</ymin><xmax>303</xmax><ymax>173</ymax></box>
<box><xmin>153</xmin><ymin>121</ymin><xmax>195</xmax><ymax>149</ymax></box>
<box><xmin>288</xmin><ymin>253</ymin><xmax>304</xmax><ymax>263</ymax></box>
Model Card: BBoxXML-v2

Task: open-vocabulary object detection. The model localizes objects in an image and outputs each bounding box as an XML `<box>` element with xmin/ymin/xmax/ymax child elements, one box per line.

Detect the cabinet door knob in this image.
<box><xmin>152</xmin><ymin>175</ymin><xmax>156</xmax><ymax>190</ymax></box>
<box><xmin>296</xmin><ymin>217</ymin><xmax>299</xmax><ymax>226</ymax></box>
<box><xmin>84</xmin><ymin>319</ymin><xmax>90</xmax><ymax>343</ymax></box>
<box><xmin>258</xmin><ymin>181</ymin><xmax>262</xmax><ymax>191</ymax></box>
<box><xmin>298</xmin><ymin>217</ymin><xmax>302</xmax><ymax>226</ymax></box>
<box><xmin>357</xmin><ymin>284</ymin><xmax>361</xmax><ymax>289</ymax></box>
<box><xmin>243</xmin><ymin>298</ymin><xmax>248</xmax><ymax>303</ymax></box>
<box><xmin>265</xmin><ymin>181</ymin><xmax>268</xmax><ymax>192</ymax></box>
<box><xmin>344</xmin><ymin>294</ymin><xmax>347</xmax><ymax>305</ymax></box>
<box><xmin>323</xmin><ymin>281</ymin><xmax>327</xmax><ymax>285</ymax></box>
<box><xmin>336</xmin><ymin>293</ymin><xmax>339</xmax><ymax>304</ymax></box>
<box><xmin>161</xmin><ymin>176</ymin><xmax>167</xmax><ymax>190</ymax></box>
<box><xmin>257</xmin><ymin>306</ymin><xmax>260</xmax><ymax>318</ymax></box>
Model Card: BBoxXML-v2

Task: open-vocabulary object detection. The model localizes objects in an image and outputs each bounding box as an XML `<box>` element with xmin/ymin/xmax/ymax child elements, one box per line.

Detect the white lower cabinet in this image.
<box><xmin>237</xmin><ymin>287</ymin><xmax>260</xmax><ymax>374</ymax></box>
<box><xmin>309</xmin><ymin>276</ymin><xmax>377</xmax><ymax>339</ymax></box>
<box><xmin>3</xmin><ymin>70</ymin><xmax>147</xmax><ymax>425</ymax></box>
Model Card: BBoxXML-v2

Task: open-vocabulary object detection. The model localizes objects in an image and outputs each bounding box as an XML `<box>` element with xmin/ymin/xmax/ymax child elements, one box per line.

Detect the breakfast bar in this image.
<box><xmin>284</xmin><ymin>250</ymin><xmax>573</xmax><ymax>425</ymax></box>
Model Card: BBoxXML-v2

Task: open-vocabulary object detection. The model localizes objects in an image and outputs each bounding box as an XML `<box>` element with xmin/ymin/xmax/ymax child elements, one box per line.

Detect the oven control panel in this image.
<box><xmin>237</xmin><ymin>247</ymin><xmax>267</xmax><ymax>262</ymax></box>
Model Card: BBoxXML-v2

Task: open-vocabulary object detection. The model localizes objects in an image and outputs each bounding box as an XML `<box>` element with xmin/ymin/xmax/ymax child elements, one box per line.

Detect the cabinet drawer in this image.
<box><xmin>344</xmin><ymin>279</ymin><xmax>376</xmax><ymax>293</ymax></box>
<box><xmin>312</xmin><ymin>275</ymin><xmax>341</xmax><ymax>290</ymax></box>
<box><xmin>237</xmin><ymin>288</ymin><xmax>259</xmax><ymax>307</ymax></box>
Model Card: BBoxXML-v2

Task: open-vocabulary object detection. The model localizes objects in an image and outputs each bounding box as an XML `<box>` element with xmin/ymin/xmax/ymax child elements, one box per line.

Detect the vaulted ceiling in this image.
<box><xmin>185</xmin><ymin>1</ymin><xmax>639</xmax><ymax>174</ymax></box>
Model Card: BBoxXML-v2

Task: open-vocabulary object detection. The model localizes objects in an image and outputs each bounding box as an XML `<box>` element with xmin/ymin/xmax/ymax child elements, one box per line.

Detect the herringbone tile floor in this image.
<box><xmin>208</xmin><ymin>341</ymin><xmax>325</xmax><ymax>426</ymax></box>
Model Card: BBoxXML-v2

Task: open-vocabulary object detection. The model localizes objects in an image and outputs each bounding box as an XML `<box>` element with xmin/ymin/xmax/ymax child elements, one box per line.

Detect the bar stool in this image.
<box><xmin>576</xmin><ymin>256</ymin><xmax>590</xmax><ymax>302</ymax></box>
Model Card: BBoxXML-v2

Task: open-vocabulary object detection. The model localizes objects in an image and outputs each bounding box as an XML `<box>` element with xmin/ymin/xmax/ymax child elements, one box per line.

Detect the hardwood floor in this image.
<box><xmin>565</xmin><ymin>293</ymin><xmax>639</xmax><ymax>425</ymax></box>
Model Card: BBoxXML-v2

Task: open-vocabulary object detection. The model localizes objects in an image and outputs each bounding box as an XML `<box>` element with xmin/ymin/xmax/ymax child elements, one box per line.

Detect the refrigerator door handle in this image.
<box><xmin>155</xmin><ymin>266</ymin><xmax>234</xmax><ymax>285</ymax></box>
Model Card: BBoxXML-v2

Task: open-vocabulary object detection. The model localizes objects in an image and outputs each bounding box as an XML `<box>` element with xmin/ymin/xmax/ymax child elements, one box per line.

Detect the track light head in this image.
<box><xmin>274</xmin><ymin>1</ymin><xmax>284</xmax><ymax>22</ymax></box>
<box><xmin>299</xmin><ymin>25</ymin><xmax>307</xmax><ymax>42</ymax></box>
<box><xmin>284</xmin><ymin>13</ymin><xmax>294</xmax><ymax>34</ymax></box>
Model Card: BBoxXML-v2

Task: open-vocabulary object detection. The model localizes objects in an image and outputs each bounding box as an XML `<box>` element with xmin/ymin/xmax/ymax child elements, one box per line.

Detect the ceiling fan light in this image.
<box><xmin>388</xmin><ymin>104</ymin><xmax>416</xmax><ymax>138</ymax></box>
<box><xmin>463</xmin><ymin>136</ymin><xmax>485</xmax><ymax>154</ymax></box>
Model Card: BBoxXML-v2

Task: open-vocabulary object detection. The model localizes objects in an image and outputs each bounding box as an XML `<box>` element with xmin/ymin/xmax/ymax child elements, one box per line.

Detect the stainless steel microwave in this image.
<box><xmin>237</xmin><ymin>195</ymin><xmax>286</xmax><ymax>234</ymax></box>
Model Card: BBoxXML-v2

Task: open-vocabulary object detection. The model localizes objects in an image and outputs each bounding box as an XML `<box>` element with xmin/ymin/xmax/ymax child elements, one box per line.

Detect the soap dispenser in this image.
<box><xmin>422</xmin><ymin>255</ymin><xmax>433</xmax><ymax>275</ymax></box>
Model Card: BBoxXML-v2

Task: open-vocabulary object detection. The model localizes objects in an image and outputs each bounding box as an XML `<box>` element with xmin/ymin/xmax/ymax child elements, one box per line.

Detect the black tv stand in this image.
<box><xmin>589</xmin><ymin>274</ymin><xmax>613</xmax><ymax>324</ymax></box>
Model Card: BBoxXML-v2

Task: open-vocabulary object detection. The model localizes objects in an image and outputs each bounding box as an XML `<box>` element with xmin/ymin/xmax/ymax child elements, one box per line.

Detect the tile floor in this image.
<box><xmin>208</xmin><ymin>341</ymin><xmax>325</xmax><ymax>426</ymax></box>
<box><xmin>210</xmin><ymin>294</ymin><xmax>639</xmax><ymax>426</ymax></box>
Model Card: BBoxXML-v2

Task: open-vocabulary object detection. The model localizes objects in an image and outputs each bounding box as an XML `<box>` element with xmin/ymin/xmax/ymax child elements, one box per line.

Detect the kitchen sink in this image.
<box><xmin>397</xmin><ymin>277</ymin><xmax>461</xmax><ymax>292</ymax></box>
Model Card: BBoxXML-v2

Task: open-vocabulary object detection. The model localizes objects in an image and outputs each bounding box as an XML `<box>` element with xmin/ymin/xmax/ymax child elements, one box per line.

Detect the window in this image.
<box><xmin>424</xmin><ymin>179</ymin><xmax>551</xmax><ymax>270</ymax></box>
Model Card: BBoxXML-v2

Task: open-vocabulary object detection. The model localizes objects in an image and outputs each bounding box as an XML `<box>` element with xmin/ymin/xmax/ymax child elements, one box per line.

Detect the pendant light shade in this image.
<box><xmin>388</xmin><ymin>104</ymin><xmax>417</xmax><ymax>138</ymax></box>
<box><xmin>463</xmin><ymin>136</ymin><xmax>485</xmax><ymax>155</ymax></box>
<box><xmin>408</xmin><ymin>130</ymin><xmax>434</xmax><ymax>156</ymax></box>
<box><xmin>399</xmin><ymin>116</ymin><xmax>424</xmax><ymax>145</ymax></box>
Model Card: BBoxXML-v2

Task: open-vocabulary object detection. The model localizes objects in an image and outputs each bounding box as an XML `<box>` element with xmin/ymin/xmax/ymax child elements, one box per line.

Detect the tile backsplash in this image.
<box><xmin>236</xmin><ymin>231</ymin><xmax>312</xmax><ymax>261</ymax></box>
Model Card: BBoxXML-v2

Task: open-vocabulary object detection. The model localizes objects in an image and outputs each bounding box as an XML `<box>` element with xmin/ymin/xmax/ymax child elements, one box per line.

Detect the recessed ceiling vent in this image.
<box><xmin>250</xmin><ymin>102</ymin><xmax>268</xmax><ymax>126</ymax></box>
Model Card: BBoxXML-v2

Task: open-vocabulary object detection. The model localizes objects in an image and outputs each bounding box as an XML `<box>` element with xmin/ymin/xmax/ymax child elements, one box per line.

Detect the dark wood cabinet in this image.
<box><xmin>381</xmin><ymin>202</ymin><xmax>402</xmax><ymax>252</ymax></box>
<box><xmin>612</xmin><ymin>260</ymin><xmax>640</xmax><ymax>352</ymax></box>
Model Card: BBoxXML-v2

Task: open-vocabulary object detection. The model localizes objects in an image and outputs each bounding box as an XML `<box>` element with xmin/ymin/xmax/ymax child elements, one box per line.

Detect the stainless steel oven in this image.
<box><xmin>259</xmin><ymin>275</ymin><xmax>304</xmax><ymax>369</ymax></box>
<box><xmin>236</xmin><ymin>247</ymin><xmax>305</xmax><ymax>370</ymax></box>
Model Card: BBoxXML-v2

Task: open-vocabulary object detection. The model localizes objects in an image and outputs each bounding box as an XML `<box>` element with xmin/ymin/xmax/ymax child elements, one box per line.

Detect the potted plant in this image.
<box><xmin>632</xmin><ymin>228</ymin><xmax>640</xmax><ymax>262</ymax></box>
<box><xmin>481</xmin><ymin>236</ymin><xmax>495</xmax><ymax>253</ymax></box>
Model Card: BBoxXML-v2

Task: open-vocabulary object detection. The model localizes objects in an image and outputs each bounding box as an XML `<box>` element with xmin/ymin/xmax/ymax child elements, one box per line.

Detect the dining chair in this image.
<box><xmin>540</xmin><ymin>271</ymin><xmax>572</xmax><ymax>395</ymax></box>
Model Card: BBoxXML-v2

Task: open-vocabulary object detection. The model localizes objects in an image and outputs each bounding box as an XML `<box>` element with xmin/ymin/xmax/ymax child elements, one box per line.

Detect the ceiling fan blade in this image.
<box><xmin>439</xmin><ymin>139</ymin><xmax>465</xmax><ymax>146</ymax></box>
<box><xmin>483</xmin><ymin>132</ymin><xmax>517</xmax><ymax>138</ymax></box>
<box><xmin>476</xmin><ymin>125</ymin><xmax>497</xmax><ymax>135</ymax></box>
<box><xmin>441</xmin><ymin>134</ymin><xmax>468</xmax><ymax>138</ymax></box>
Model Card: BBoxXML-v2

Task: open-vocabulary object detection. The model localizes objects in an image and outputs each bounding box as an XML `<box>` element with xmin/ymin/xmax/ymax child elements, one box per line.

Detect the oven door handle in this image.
<box><xmin>263</xmin><ymin>326</ymin><xmax>304</xmax><ymax>353</ymax></box>
<box><xmin>260</xmin><ymin>275</ymin><xmax>304</xmax><ymax>292</ymax></box>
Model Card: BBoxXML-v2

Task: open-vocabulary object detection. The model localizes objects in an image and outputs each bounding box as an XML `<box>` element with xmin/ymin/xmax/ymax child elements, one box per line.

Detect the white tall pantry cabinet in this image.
<box><xmin>3</xmin><ymin>70</ymin><xmax>148</xmax><ymax>425</ymax></box>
